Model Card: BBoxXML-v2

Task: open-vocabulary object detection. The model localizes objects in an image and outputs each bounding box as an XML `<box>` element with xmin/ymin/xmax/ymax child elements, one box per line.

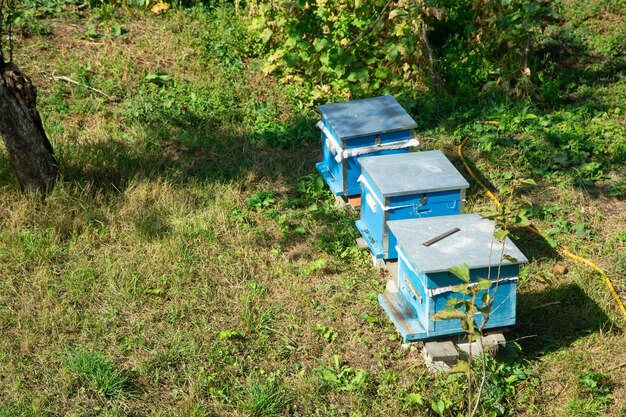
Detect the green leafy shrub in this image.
<box><xmin>247</xmin><ymin>0</ymin><xmax>554</xmax><ymax>101</ymax></box>
<box><xmin>435</xmin><ymin>0</ymin><xmax>555</xmax><ymax>98</ymax></box>
<box><xmin>249</xmin><ymin>0</ymin><xmax>429</xmax><ymax>101</ymax></box>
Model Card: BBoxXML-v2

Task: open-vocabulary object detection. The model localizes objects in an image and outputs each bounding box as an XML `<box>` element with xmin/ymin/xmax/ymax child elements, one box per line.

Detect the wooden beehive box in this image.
<box><xmin>379</xmin><ymin>214</ymin><xmax>528</xmax><ymax>342</ymax></box>
<box><xmin>315</xmin><ymin>95</ymin><xmax>418</xmax><ymax>197</ymax></box>
<box><xmin>355</xmin><ymin>150</ymin><xmax>469</xmax><ymax>260</ymax></box>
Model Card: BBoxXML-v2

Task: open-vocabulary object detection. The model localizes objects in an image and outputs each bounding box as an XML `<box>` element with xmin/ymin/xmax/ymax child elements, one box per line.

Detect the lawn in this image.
<box><xmin>0</xmin><ymin>1</ymin><xmax>625</xmax><ymax>416</ymax></box>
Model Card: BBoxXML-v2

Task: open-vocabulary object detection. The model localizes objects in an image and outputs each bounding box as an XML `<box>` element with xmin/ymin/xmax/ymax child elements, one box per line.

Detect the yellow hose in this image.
<box><xmin>457</xmin><ymin>136</ymin><xmax>626</xmax><ymax>318</ymax></box>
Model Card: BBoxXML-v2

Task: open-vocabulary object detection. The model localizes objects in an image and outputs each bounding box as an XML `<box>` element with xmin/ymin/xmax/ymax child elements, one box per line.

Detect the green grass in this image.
<box><xmin>238</xmin><ymin>373</ymin><xmax>292</xmax><ymax>417</ymax></box>
<box><xmin>61</xmin><ymin>347</ymin><xmax>135</xmax><ymax>400</ymax></box>
<box><xmin>0</xmin><ymin>1</ymin><xmax>625</xmax><ymax>416</ymax></box>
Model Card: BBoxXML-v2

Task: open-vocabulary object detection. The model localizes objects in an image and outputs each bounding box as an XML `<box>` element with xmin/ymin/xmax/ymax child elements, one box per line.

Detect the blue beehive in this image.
<box><xmin>379</xmin><ymin>214</ymin><xmax>528</xmax><ymax>342</ymax></box>
<box><xmin>315</xmin><ymin>95</ymin><xmax>419</xmax><ymax>197</ymax></box>
<box><xmin>355</xmin><ymin>151</ymin><xmax>469</xmax><ymax>260</ymax></box>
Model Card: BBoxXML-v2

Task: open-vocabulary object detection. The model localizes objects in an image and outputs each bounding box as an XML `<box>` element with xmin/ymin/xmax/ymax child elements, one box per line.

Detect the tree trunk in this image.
<box><xmin>0</xmin><ymin>61</ymin><xmax>58</xmax><ymax>195</ymax></box>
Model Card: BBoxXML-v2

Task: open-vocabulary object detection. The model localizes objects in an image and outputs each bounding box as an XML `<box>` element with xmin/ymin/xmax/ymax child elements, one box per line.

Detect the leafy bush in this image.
<box><xmin>247</xmin><ymin>0</ymin><xmax>554</xmax><ymax>102</ymax></box>
<box><xmin>249</xmin><ymin>0</ymin><xmax>429</xmax><ymax>101</ymax></box>
<box><xmin>435</xmin><ymin>0</ymin><xmax>556</xmax><ymax>98</ymax></box>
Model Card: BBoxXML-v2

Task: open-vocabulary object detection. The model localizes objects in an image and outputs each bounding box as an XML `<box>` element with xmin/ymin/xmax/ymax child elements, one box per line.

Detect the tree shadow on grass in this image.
<box><xmin>447</xmin><ymin>152</ymin><xmax>500</xmax><ymax>204</ymax></box>
<box><xmin>24</xmin><ymin>113</ymin><xmax>322</xmax><ymax>196</ymax></box>
<box><xmin>514</xmin><ymin>283</ymin><xmax>618</xmax><ymax>359</ymax></box>
<box><xmin>410</xmin><ymin>18</ymin><xmax>626</xmax><ymax>197</ymax></box>
<box><xmin>510</xmin><ymin>226</ymin><xmax>560</xmax><ymax>264</ymax></box>
<box><xmin>537</xmin><ymin>25</ymin><xmax>626</xmax><ymax>95</ymax></box>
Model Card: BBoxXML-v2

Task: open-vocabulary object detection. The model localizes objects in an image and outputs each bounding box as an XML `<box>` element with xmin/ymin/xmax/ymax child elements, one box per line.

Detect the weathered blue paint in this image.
<box><xmin>315</xmin><ymin>96</ymin><xmax>418</xmax><ymax>197</ymax></box>
<box><xmin>355</xmin><ymin>151</ymin><xmax>469</xmax><ymax>260</ymax></box>
<box><xmin>381</xmin><ymin>214</ymin><xmax>528</xmax><ymax>342</ymax></box>
<box><xmin>317</xmin><ymin>95</ymin><xmax>417</xmax><ymax>140</ymax></box>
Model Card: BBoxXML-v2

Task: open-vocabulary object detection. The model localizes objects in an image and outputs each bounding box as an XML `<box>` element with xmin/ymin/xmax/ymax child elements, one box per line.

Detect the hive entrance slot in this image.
<box><xmin>422</xmin><ymin>227</ymin><xmax>461</xmax><ymax>247</ymax></box>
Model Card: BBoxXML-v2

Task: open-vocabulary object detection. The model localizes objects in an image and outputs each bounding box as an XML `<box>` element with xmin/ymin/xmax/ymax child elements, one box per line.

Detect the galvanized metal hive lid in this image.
<box><xmin>317</xmin><ymin>95</ymin><xmax>417</xmax><ymax>140</ymax></box>
<box><xmin>388</xmin><ymin>213</ymin><xmax>528</xmax><ymax>273</ymax></box>
<box><xmin>359</xmin><ymin>150</ymin><xmax>469</xmax><ymax>196</ymax></box>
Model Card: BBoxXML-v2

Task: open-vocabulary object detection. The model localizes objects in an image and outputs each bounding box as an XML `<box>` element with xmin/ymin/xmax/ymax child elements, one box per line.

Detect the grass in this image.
<box><xmin>61</xmin><ymin>347</ymin><xmax>135</xmax><ymax>400</ymax></box>
<box><xmin>238</xmin><ymin>373</ymin><xmax>291</xmax><ymax>417</ymax></box>
<box><xmin>0</xmin><ymin>0</ymin><xmax>625</xmax><ymax>416</ymax></box>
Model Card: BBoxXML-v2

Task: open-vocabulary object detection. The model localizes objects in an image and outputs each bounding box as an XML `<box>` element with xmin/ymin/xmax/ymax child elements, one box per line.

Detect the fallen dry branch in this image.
<box><xmin>52</xmin><ymin>74</ymin><xmax>115</xmax><ymax>100</ymax></box>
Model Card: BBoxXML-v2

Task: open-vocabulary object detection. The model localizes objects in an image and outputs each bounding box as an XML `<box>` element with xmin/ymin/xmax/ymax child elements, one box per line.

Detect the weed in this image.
<box><xmin>238</xmin><ymin>373</ymin><xmax>291</xmax><ymax>417</ymax></box>
<box><xmin>302</xmin><ymin>258</ymin><xmax>328</xmax><ymax>276</ymax></box>
<box><xmin>250</xmin><ymin>0</ymin><xmax>428</xmax><ymax>100</ymax></box>
<box><xmin>477</xmin><ymin>353</ymin><xmax>539</xmax><ymax>416</ymax></box>
<box><xmin>358</xmin><ymin>312</ymin><xmax>380</xmax><ymax>326</ymax></box>
<box><xmin>61</xmin><ymin>347</ymin><xmax>135</xmax><ymax>400</ymax></box>
<box><xmin>80</xmin><ymin>26</ymin><xmax>101</xmax><ymax>40</ymax></box>
<box><xmin>144</xmin><ymin>71</ymin><xmax>172</xmax><ymax>87</ymax></box>
<box><xmin>568</xmin><ymin>372</ymin><xmax>614</xmax><ymax>417</ymax></box>
<box><xmin>110</xmin><ymin>23</ymin><xmax>127</xmax><ymax>37</ymax></box>
<box><xmin>248</xmin><ymin>282</ymin><xmax>266</xmax><ymax>295</ymax></box>
<box><xmin>429</xmin><ymin>373</ymin><xmax>466</xmax><ymax>416</ymax></box>
<box><xmin>247</xmin><ymin>190</ymin><xmax>277</xmax><ymax>209</ymax></box>
<box><xmin>317</xmin><ymin>355</ymin><xmax>369</xmax><ymax>392</ymax></box>
<box><xmin>242</xmin><ymin>298</ymin><xmax>277</xmax><ymax>336</ymax></box>
<box><xmin>579</xmin><ymin>372</ymin><xmax>613</xmax><ymax>398</ymax></box>
<box><xmin>295</xmin><ymin>174</ymin><xmax>333</xmax><ymax>207</ymax></box>
<box><xmin>315</xmin><ymin>324</ymin><xmax>337</xmax><ymax>344</ymax></box>
<box><xmin>403</xmin><ymin>392</ymin><xmax>424</xmax><ymax>409</ymax></box>
<box><xmin>218</xmin><ymin>329</ymin><xmax>244</xmax><ymax>341</ymax></box>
